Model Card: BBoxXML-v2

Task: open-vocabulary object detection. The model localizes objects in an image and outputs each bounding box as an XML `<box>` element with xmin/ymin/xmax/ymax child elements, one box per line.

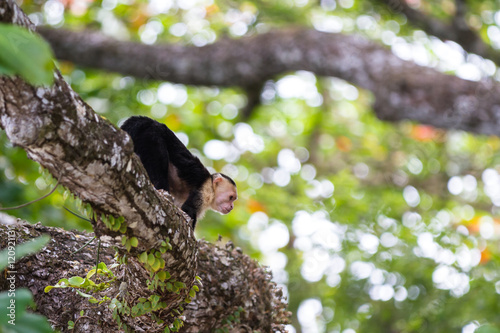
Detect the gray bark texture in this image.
<box><xmin>38</xmin><ymin>26</ymin><xmax>500</xmax><ymax>137</ymax></box>
<box><xmin>0</xmin><ymin>1</ymin><xmax>289</xmax><ymax>332</ymax></box>
<box><xmin>0</xmin><ymin>215</ymin><xmax>289</xmax><ymax>332</ymax></box>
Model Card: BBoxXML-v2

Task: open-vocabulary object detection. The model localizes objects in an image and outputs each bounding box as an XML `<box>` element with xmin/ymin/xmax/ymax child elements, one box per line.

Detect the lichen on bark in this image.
<box><xmin>0</xmin><ymin>215</ymin><xmax>290</xmax><ymax>332</ymax></box>
<box><xmin>0</xmin><ymin>1</ymin><xmax>290</xmax><ymax>331</ymax></box>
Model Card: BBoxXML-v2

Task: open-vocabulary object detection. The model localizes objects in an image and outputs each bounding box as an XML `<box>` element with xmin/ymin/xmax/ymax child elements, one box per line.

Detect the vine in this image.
<box><xmin>215</xmin><ymin>307</ymin><xmax>245</xmax><ymax>333</ymax></box>
<box><xmin>44</xmin><ymin>261</ymin><xmax>118</xmax><ymax>304</ymax></box>
<box><xmin>45</xmin><ymin>234</ymin><xmax>201</xmax><ymax>333</ymax></box>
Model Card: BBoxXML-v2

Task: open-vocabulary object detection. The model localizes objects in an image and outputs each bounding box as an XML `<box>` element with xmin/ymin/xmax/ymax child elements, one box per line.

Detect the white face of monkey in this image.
<box><xmin>212</xmin><ymin>175</ymin><xmax>237</xmax><ymax>214</ymax></box>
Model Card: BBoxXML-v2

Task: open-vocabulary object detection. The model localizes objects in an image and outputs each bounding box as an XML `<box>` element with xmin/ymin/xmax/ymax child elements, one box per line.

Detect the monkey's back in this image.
<box><xmin>121</xmin><ymin>116</ymin><xmax>210</xmax><ymax>190</ymax></box>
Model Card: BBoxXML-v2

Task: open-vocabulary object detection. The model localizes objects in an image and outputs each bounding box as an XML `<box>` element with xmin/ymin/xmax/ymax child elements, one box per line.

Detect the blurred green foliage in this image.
<box><xmin>0</xmin><ymin>236</ymin><xmax>52</xmax><ymax>333</ymax></box>
<box><xmin>0</xmin><ymin>24</ymin><xmax>54</xmax><ymax>86</ymax></box>
<box><xmin>0</xmin><ymin>235</ymin><xmax>50</xmax><ymax>270</ymax></box>
<box><xmin>2</xmin><ymin>0</ymin><xmax>500</xmax><ymax>332</ymax></box>
<box><xmin>0</xmin><ymin>288</ymin><xmax>52</xmax><ymax>333</ymax></box>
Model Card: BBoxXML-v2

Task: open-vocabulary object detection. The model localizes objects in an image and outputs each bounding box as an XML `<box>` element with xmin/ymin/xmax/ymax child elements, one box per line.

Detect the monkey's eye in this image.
<box><xmin>229</xmin><ymin>195</ymin><xmax>234</xmax><ymax>201</ymax></box>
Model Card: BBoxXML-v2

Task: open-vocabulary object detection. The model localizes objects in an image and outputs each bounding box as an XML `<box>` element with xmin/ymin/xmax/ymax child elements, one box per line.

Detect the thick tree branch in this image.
<box><xmin>379</xmin><ymin>0</ymin><xmax>499</xmax><ymax>64</ymax></box>
<box><xmin>0</xmin><ymin>216</ymin><xmax>289</xmax><ymax>332</ymax></box>
<box><xmin>0</xmin><ymin>0</ymin><xmax>198</xmax><ymax>328</ymax></box>
<box><xmin>0</xmin><ymin>2</ymin><xmax>193</xmax><ymax>259</ymax></box>
<box><xmin>0</xmin><ymin>1</ymin><xmax>289</xmax><ymax>331</ymax></box>
<box><xmin>0</xmin><ymin>58</ymin><xmax>198</xmax><ymax>286</ymax></box>
<box><xmin>39</xmin><ymin>26</ymin><xmax>500</xmax><ymax>137</ymax></box>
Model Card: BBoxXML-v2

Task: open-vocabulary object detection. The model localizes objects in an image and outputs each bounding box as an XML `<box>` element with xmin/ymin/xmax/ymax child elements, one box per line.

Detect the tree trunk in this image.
<box><xmin>0</xmin><ymin>214</ymin><xmax>289</xmax><ymax>332</ymax></box>
<box><xmin>0</xmin><ymin>1</ymin><xmax>289</xmax><ymax>331</ymax></box>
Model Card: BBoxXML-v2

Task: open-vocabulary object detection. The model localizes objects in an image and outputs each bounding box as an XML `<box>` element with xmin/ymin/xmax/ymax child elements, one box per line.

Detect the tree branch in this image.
<box><xmin>0</xmin><ymin>0</ymin><xmax>198</xmax><ymax>327</ymax></box>
<box><xmin>0</xmin><ymin>63</ymin><xmax>198</xmax><ymax>285</ymax></box>
<box><xmin>0</xmin><ymin>216</ymin><xmax>289</xmax><ymax>332</ymax></box>
<box><xmin>0</xmin><ymin>1</ymin><xmax>289</xmax><ymax>331</ymax></box>
<box><xmin>38</xmin><ymin>26</ymin><xmax>500</xmax><ymax>137</ymax></box>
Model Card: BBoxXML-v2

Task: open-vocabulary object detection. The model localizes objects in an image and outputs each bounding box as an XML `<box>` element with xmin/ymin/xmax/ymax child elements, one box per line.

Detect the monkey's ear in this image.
<box><xmin>213</xmin><ymin>174</ymin><xmax>223</xmax><ymax>184</ymax></box>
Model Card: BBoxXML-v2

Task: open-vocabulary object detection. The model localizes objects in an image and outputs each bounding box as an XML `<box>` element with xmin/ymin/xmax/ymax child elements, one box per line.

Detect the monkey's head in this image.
<box><xmin>211</xmin><ymin>173</ymin><xmax>237</xmax><ymax>215</ymax></box>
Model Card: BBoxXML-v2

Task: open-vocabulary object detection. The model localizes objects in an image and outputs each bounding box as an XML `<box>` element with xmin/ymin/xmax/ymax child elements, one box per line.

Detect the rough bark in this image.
<box><xmin>38</xmin><ymin>26</ymin><xmax>500</xmax><ymax>137</ymax></box>
<box><xmin>0</xmin><ymin>215</ymin><xmax>289</xmax><ymax>332</ymax></box>
<box><xmin>0</xmin><ymin>1</ymin><xmax>195</xmax><ymax>267</ymax></box>
<box><xmin>0</xmin><ymin>1</ymin><xmax>289</xmax><ymax>331</ymax></box>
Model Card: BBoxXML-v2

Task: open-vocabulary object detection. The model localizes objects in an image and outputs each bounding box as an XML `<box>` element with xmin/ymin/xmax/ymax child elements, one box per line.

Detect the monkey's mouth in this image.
<box><xmin>221</xmin><ymin>207</ymin><xmax>232</xmax><ymax>214</ymax></box>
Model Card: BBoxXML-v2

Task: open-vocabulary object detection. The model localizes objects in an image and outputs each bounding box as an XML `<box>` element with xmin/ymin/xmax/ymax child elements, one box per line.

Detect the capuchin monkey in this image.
<box><xmin>121</xmin><ymin>116</ymin><xmax>237</xmax><ymax>229</ymax></box>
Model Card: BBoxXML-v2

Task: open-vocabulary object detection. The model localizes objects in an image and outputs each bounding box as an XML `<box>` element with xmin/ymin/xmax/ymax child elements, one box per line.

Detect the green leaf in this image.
<box><xmin>150</xmin><ymin>295</ymin><xmax>159</xmax><ymax>308</ymax></box>
<box><xmin>0</xmin><ymin>24</ymin><xmax>55</xmax><ymax>86</ymax></box>
<box><xmin>0</xmin><ymin>289</ymin><xmax>52</xmax><ymax>331</ymax></box>
<box><xmin>130</xmin><ymin>237</ymin><xmax>138</xmax><ymax>247</ymax></box>
<box><xmin>11</xmin><ymin>312</ymin><xmax>53</xmax><ymax>333</ymax></box>
<box><xmin>97</xmin><ymin>262</ymin><xmax>109</xmax><ymax>273</ymax></box>
<box><xmin>139</xmin><ymin>252</ymin><xmax>148</xmax><ymax>264</ymax></box>
<box><xmin>194</xmin><ymin>276</ymin><xmax>203</xmax><ymax>287</ymax></box>
<box><xmin>86</xmin><ymin>269</ymin><xmax>96</xmax><ymax>280</ymax></box>
<box><xmin>75</xmin><ymin>290</ymin><xmax>92</xmax><ymax>298</ymax></box>
<box><xmin>119</xmin><ymin>223</ymin><xmax>128</xmax><ymax>233</ymax></box>
<box><xmin>174</xmin><ymin>281</ymin><xmax>185</xmax><ymax>289</ymax></box>
<box><xmin>0</xmin><ymin>288</ymin><xmax>32</xmax><ymax>323</ymax></box>
<box><xmin>477</xmin><ymin>326</ymin><xmax>500</xmax><ymax>333</ymax></box>
<box><xmin>143</xmin><ymin>301</ymin><xmax>151</xmax><ymax>311</ymax></box>
<box><xmin>47</xmin><ymin>278</ymin><xmax>70</xmax><ymax>291</ymax></box>
<box><xmin>157</xmin><ymin>271</ymin><xmax>167</xmax><ymax>281</ymax></box>
<box><xmin>113</xmin><ymin>219</ymin><xmax>121</xmax><ymax>231</ymax></box>
<box><xmin>83</xmin><ymin>278</ymin><xmax>96</xmax><ymax>287</ymax></box>
<box><xmin>147</xmin><ymin>253</ymin><xmax>155</xmax><ymax>266</ymax></box>
<box><xmin>0</xmin><ymin>235</ymin><xmax>50</xmax><ymax>271</ymax></box>
<box><xmin>151</xmin><ymin>258</ymin><xmax>161</xmax><ymax>271</ymax></box>
<box><xmin>0</xmin><ymin>62</ymin><xmax>15</xmax><ymax>75</ymax></box>
<box><xmin>58</xmin><ymin>278</ymin><xmax>70</xmax><ymax>285</ymax></box>
<box><xmin>68</xmin><ymin>276</ymin><xmax>85</xmax><ymax>286</ymax></box>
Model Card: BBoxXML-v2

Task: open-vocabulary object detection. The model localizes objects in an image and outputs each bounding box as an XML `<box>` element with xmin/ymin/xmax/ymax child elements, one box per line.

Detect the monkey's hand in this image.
<box><xmin>180</xmin><ymin>204</ymin><xmax>197</xmax><ymax>229</ymax></box>
<box><xmin>157</xmin><ymin>189</ymin><xmax>196</xmax><ymax>228</ymax></box>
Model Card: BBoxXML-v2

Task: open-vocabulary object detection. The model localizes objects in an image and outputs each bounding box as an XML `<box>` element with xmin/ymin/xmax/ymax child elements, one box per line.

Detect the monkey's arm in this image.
<box><xmin>181</xmin><ymin>190</ymin><xmax>203</xmax><ymax>229</ymax></box>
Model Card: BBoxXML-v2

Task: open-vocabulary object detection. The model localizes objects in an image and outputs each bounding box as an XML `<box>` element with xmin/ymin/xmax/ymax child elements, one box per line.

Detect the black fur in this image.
<box><xmin>121</xmin><ymin>116</ymin><xmax>211</xmax><ymax>228</ymax></box>
<box><xmin>219</xmin><ymin>173</ymin><xmax>236</xmax><ymax>187</ymax></box>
